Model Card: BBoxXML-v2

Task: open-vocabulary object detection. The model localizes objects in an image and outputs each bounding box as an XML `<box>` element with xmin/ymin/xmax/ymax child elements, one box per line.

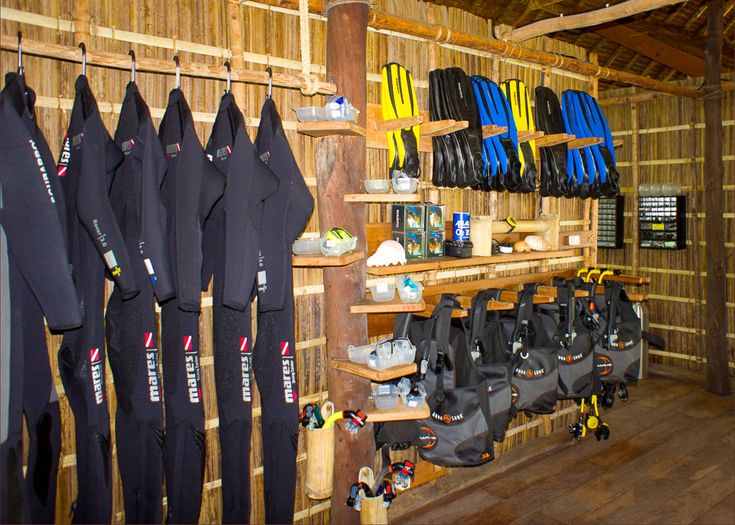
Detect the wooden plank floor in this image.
<box><xmin>393</xmin><ymin>376</ymin><xmax>735</xmax><ymax>525</ymax></box>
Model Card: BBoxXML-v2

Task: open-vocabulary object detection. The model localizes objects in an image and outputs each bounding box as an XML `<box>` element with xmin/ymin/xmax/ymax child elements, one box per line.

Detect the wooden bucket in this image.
<box><xmin>358</xmin><ymin>466</ymin><xmax>388</xmax><ymax>525</ymax></box>
<box><xmin>305</xmin><ymin>401</ymin><xmax>335</xmax><ymax>499</ymax></box>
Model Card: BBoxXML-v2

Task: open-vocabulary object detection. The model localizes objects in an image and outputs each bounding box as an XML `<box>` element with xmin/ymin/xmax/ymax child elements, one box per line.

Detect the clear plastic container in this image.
<box><xmin>392</xmin><ymin>177</ymin><xmax>418</xmax><ymax>194</ymax></box>
<box><xmin>364</xmin><ymin>179</ymin><xmax>391</xmax><ymax>193</ymax></box>
<box><xmin>395</xmin><ymin>276</ymin><xmax>424</xmax><ymax>303</ymax></box>
<box><xmin>292</xmin><ymin>238</ymin><xmax>322</xmax><ymax>255</ymax></box>
<box><xmin>295</xmin><ymin>106</ymin><xmax>327</xmax><ymax>122</ymax></box>
<box><xmin>369</xmin><ymin>281</ymin><xmax>395</xmax><ymax>302</ymax></box>
<box><xmin>347</xmin><ymin>343</ymin><xmax>375</xmax><ymax>364</ymax></box>
<box><xmin>366</xmin><ymin>338</ymin><xmax>416</xmax><ymax>370</ymax></box>
<box><xmin>371</xmin><ymin>383</ymin><xmax>399</xmax><ymax>409</ymax></box>
<box><xmin>325</xmin><ymin>105</ymin><xmax>358</xmax><ymax>122</ymax></box>
<box><xmin>397</xmin><ymin>378</ymin><xmax>426</xmax><ymax>408</ymax></box>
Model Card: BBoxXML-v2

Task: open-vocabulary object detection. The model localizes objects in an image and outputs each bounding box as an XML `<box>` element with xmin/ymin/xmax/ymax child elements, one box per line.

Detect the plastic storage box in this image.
<box><xmin>369</xmin><ymin>281</ymin><xmax>395</xmax><ymax>302</ymax></box>
<box><xmin>371</xmin><ymin>383</ymin><xmax>399</xmax><ymax>409</ymax></box>
<box><xmin>347</xmin><ymin>343</ymin><xmax>375</xmax><ymax>364</ymax></box>
<box><xmin>366</xmin><ymin>338</ymin><xmax>416</xmax><ymax>370</ymax></box>
<box><xmin>292</xmin><ymin>238</ymin><xmax>322</xmax><ymax>255</ymax></box>
<box><xmin>395</xmin><ymin>276</ymin><xmax>423</xmax><ymax>303</ymax></box>
<box><xmin>364</xmin><ymin>179</ymin><xmax>390</xmax><ymax>193</ymax></box>
<box><xmin>295</xmin><ymin>106</ymin><xmax>327</xmax><ymax>122</ymax></box>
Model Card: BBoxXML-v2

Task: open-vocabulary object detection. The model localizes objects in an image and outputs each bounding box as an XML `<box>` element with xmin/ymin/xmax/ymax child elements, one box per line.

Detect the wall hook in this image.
<box><xmin>17</xmin><ymin>31</ymin><xmax>23</xmax><ymax>76</ymax></box>
<box><xmin>129</xmin><ymin>50</ymin><xmax>136</xmax><ymax>83</ymax></box>
<box><xmin>174</xmin><ymin>55</ymin><xmax>180</xmax><ymax>89</ymax></box>
<box><xmin>225</xmin><ymin>61</ymin><xmax>231</xmax><ymax>93</ymax></box>
<box><xmin>79</xmin><ymin>42</ymin><xmax>87</xmax><ymax>76</ymax></box>
<box><xmin>266</xmin><ymin>66</ymin><xmax>273</xmax><ymax>99</ymax></box>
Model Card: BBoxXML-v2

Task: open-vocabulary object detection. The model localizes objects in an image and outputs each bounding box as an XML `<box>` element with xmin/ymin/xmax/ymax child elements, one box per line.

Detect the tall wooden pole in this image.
<box><xmin>703</xmin><ymin>0</ymin><xmax>729</xmax><ymax>395</ymax></box>
<box><xmin>317</xmin><ymin>2</ymin><xmax>373</xmax><ymax>523</ymax></box>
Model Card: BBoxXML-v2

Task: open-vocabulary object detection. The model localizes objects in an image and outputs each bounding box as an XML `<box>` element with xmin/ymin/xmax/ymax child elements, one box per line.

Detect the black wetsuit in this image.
<box><xmin>0</xmin><ymin>72</ymin><xmax>81</xmax><ymax>524</ymax></box>
<box><xmin>105</xmin><ymin>81</ymin><xmax>175</xmax><ymax>523</ymax></box>
<box><xmin>253</xmin><ymin>98</ymin><xmax>314</xmax><ymax>525</ymax></box>
<box><xmin>203</xmin><ymin>93</ymin><xmax>278</xmax><ymax>524</ymax></box>
<box><xmin>56</xmin><ymin>75</ymin><xmax>138</xmax><ymax>524</ymax></box>
<box><xmin>158</xmin><ymin>88</ymin><xmax>225</xmax><ymax>524</ymax></box>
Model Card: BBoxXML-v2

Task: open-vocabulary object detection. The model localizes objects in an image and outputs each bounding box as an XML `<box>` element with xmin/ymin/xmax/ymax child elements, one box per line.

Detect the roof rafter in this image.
<box><xmin>595</xmin><ymin>23</ymin><xmax>705</xmax><ymax>77</ymax></box>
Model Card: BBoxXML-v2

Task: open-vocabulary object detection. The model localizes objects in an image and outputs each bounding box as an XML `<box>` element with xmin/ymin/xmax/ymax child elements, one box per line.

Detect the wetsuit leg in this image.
<box><xmin>57</xmin><ymin>252</ymin><xmax>112</xmax><ymax>524</ymax></box>
<box><xmin>21</xmin><ymin>281</ymin><xmax>61</xmax><ymax>524</ymax></box>
<box><xmin>0</xmin><ymin>244</ymin><xmax>25</xmax><ymax>525</ymax></box>
<box><xmin>208</xmin><ymin>211</ymin><xmax>254</xmax><ymax>524</ymax></box>
<box><xmin>161</xmin><ymin>303</ymin><xmax>205</xmax><ymax>524</ymax></box>
<box><xmin>253</xmin><ymin>287</ymin><xmax>299</xmax><ymax>525</ymax></box>
<box><xmin>105</xmin><ymin>261</ymin><xmax>164</xmax><ymax>524</ymax></box>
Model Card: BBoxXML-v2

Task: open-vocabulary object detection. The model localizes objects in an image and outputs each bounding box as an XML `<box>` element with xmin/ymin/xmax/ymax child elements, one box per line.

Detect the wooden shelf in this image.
<box><xmin>482</xmin><ymin>124</ymin><xmax>508</xmax><ymax>138</ymax></box>
<box><xmin>455</xmin><ymin>296</ymin><xmax>516</xmax><ymax>310</ymax></box>
<box><xmin>332</xmin><ymin>359</ymin><xmax>417</xmax><ymax>381</ymax></box>
<box><xmin>365</xmin><ymin>249</ymin><xmax>577</xmax><ymax>276</ymax></box>
<box><xmin>297</xmin><ymin>121</ymin><xmax>365</xmax><ymax>138</ymax></box>
<box><xmin>613</xmin><ymin>139</ymin><xmax>624</xmax><ymax>148</ymax></box>
<box><xmin>365</xmin><ymin>398</ymin><xmax>430</xmax><ymax>422</ymax></box>
<box><xmin>293</xmin><ymin>250</ymin><xmax>365</xmax><ymax>267</ymax></box>
<box><xmin>350</xmin><ymin>298</ymin><xmax>425</xmax><ymax>314</ymax></box>
<box><xmin>414</xmin><ymin>304</ymin><xmax>468</xmax><ymax>318</ymax></box>
<box><xmin>518</xmin><ymin>130</ymin><xmax>545</xmax><ymax>142</ymax></box>
<box><xmin>370</xmin><ymin>115</ymin><xmax>423</xmax><ymax>132</ymax></box>
<box><xmin>568</xmin><ymin>136</ymin><xmax>604</xmax><ymax>150</ymax></box>
<box><xmin>537</xmin><ymin>133</ymin><xmax>575</xmax><ymax>147</ymax></box>
<box><xmin>422</xmin><ymin>119</ymin><xmax>458</xmax><ymax>136</ymax></box>
<box><xmin>344</xmin><ymin>193</ymin><xmax>422</xmax><ymax>203</ymax></box>
<box><xmin>537</xmin><ymin>285</ymin><xmax>590</xmax><ymax>298</ymax></box>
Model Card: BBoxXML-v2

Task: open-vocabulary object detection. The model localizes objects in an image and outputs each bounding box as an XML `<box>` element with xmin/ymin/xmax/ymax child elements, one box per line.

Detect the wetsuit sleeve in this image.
<box><xmin>222</xmin><ymin>127</ymin><xmax>278</xmax><ymax>311</ymax></box>
<box><xmin>0</xmin><ymin>103</ymin><xmax>81</xmax><ymax>330</ymax></box>
<box><xmin>175</xmin><ymin>124</ymin><xmax>224</xmax><ymax>312</ymax></box>
<box><xmin>139</xmin><ymin>121</ymin><xmax>175</xmax><ymax>302</ymax></box>
<box><xmin>76</xmin><ymin>114</ymin><xmax>139</xmax><ymax>300</ymax></box>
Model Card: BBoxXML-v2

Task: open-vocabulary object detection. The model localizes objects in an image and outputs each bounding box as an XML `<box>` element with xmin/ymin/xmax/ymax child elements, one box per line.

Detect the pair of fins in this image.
<box><xmin>562</xmin><ymin>90</ymin><xmax>620</xmax><ymax>199</ymax></box>
<box><xmin>429</xmin><ymin>67</ymin><xmax>485</xmax><ymax>188</ymax></box>
<box><xmin>471</xmin><ymin>77</ymin><xmax>536</xmax><ymax>193</ymax></box>
<box><xmin>535</xmin><ymin>86</ymin><xmax>570</xmax><ymax>197</ymax></box>
<box><xmin>381</xmin><ymin>63</ymin><xmax>420</xmax><ymax>178</ymax></box>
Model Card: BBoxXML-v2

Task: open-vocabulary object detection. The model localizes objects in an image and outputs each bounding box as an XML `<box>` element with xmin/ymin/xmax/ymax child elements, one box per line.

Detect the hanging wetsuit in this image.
<box><xmin>253</xmin><ymin>98</ymin><xmax>314</xmax><ymax>525</ymax></box>
<box><xmin>56</xmin><ymin>74</ymin><xmax>138</xmax><ymax>524</ymax></box>
<box><xmin>203</xmin><ymin>92</ymin><xmax>279</xmax><ymax>524</ymax></box>
<box><xmin>105</xmin><ymin>81</ymin><xmax>175</xmax><ymax>523</ymax></box>
<box><xmin>158</xmin><ymin>88</ymin><xmax>225</xmax><ymax>524</ymax></box>
<box><xmin>0</xmin><ymin>72</ymin><xmax>81</xmax><ymax>524</ymax></box>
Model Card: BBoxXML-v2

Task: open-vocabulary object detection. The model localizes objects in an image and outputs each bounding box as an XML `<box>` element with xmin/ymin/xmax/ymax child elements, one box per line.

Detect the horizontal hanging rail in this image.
<box><xmin>0</xmin><ymin>34</ymin><xmax>337</xmax><ymax>95</ymax></box>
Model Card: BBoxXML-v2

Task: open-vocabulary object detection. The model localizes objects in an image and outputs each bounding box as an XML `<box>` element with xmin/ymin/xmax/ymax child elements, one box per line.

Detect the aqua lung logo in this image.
<box><xmin>240</xmin><ymin>337</ymin><xmax>252</xmax><ymax>403</ymax></box>
<box><xmin>144</xmin><ymin>332</ymin><xmax>161</xmax><ymax>403</ymax></box>
<box><xmin>184</xmin><ymin>335</ymin><xmax>201</xmax><ymax>403</ymax></box>
<box><xmin>28</xmin><ymin>139</ymin><xmax>55</xmax><ymax>203</ymax></box>
<box><xmin>515</xmin><ymin>366</ymin><xmax>546</xmax><ymax>378</ymax></box>
<box><xmin>216</xmin><ymin>145</ymin><xmax>232</xmax><ymax>160</ymax></box>
<box><xmin>281</xmin><ymin>342</ymin><xmax>296</xmax><ymax>404</ymax></box>
<box><xmin>432</xmin><ymin>411</ymin><xmax>464</xmax><ymax>424</ymax></box>
<box><xmin>58</xmin><ymin>133</ymin><xmax>71</xmax><ymax>178</ymax></box>
<box><xmin>121</xmin><ymin>138</ymin><xmax>135</xmax><ymax>155</ymax></box>
<box><xmin>165</xmin><ymin>143</ymin><xmax>181</xmax><ymax>158</ymax></box>
<box><xmin>559</xmin><ymin>352</ymin><xmax>584</xmax><ymax>364</ymax></box>
<box><xmin>89</xmin><ymin>348</ymin><xmax>104</xmax><ymax>405</ymax></box>
<box><xmin>418</xmin><ymin>426</ymin><xmax>437</xmax><ymax>450</ymax></box>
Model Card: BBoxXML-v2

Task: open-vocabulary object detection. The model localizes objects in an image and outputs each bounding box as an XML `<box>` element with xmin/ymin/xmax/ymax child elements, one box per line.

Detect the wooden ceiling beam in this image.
<box><xmin>595</xmin><ymin>24</ymin><xmax>705</xmax><ymax>76</ymax></box>
<box><xmin>625</xmin><ymin>19</ymin><xmax>735</xmax><ymax>69</ymax></box>
<box><xmin>495</xmin><ymin>0</ymin><xmax>686</xmax><ymax>42</ymax></box>
<box><xmin>249</xmin><ymin>0</ymin><xmax>702</xmax><ymax>97</ymax></box>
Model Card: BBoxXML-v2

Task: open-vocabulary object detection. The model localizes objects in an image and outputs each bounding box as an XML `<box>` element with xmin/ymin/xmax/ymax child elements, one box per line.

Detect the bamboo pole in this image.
<box><xmin>702</xmin><ymin>0</ymin><xmax>730</xmax><ymax>395</ymax></box>
<box><xmin>0</xmin><ymin>34</ymin><xmax>337</xmax><ymax>95</ymax></box>
<box><xmin>630</xmin><ymin>103</ymin><xmax>640</xmax><ymax>273</ymax></box>
<box><xmin>496</xmin><ymin>0</ymin><xmax>686</xmax><ymax>42</ymax></box>
<box><xmin>246</xmin><ymin>0</ymin><xmax>702</xmax><ymax>98</ymax></box>
<box><xmin>599</xmin><ymin>81</ymin><xmax>735</xmax><ymax>106</ymax></box>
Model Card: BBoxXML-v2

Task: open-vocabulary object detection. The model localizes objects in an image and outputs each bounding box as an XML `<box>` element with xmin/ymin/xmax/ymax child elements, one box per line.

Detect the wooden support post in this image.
<box><xmin>583</xmin><ymin>54</ymin><xmax>600</xmax><ymax>267</ymax></box>
<box><xmin>702</xmin><ymin>0</ymin><xmax>729</xmax><ymax>396</ymax></box>
<box><xmin>226</xmin><ymin>2</ymin><xmax>249</xmax><ymax>112</ymax></box>
<box><xmin>630</xmin><ymin>103</ymin><xmax>640</xmax><ymax>273</ymax></box>
<box><xmin>317</xmin><ymin>3</ymin><xmax>373</xmax><ymax>524</ymax></box>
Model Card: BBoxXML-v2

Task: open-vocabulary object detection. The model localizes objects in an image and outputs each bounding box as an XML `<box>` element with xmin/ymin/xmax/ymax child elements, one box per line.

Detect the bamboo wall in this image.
<box><xmin>599</xmin><ymin>85</ymin><xmax>735</xmax><ymax>376</ymax></box>
<box><xmin>2</xmin><ymin>0</ymin><xmax>599</xmax><ymax>523</ymax></box>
